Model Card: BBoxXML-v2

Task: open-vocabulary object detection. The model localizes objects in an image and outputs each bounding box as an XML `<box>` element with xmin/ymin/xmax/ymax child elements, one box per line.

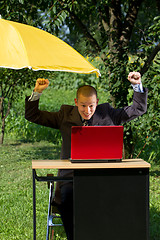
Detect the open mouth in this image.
<box><xmin>83</xmin><ymin>114</ymin><xmax>90</xmax><ymax>118</ymax></box>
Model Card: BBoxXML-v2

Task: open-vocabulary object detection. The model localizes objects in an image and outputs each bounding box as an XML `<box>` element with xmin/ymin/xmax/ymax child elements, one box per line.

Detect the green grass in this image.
<box><xmin>0</xmin><ymin>139</ymin><xmax>66</xmax><ymax>240</ymax></box>
<box><xmin>149</xmin><ymin>165</ymin><xmax>160</xmax><ymax>240</ymax></box>
<box><xmin>0</xmin><ymin>139</ymin><xmax>160</xmax><ymax>240</ymax></box>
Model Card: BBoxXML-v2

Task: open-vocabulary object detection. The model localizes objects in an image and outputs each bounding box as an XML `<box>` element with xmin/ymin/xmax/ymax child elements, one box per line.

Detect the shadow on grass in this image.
<box><xmin>31</xmin><ymin>145</ymin><xmax>61</xmax><ymax>160</ymax></box>
<box><xmin>2</xmin><ymin>138</ymin><xmax>61</xmax><ymax>161</ymax></box>
<box><xmin>150</xmin><ymin>170</ymin><xmax>160</xmax><ymax>177</ymax></box>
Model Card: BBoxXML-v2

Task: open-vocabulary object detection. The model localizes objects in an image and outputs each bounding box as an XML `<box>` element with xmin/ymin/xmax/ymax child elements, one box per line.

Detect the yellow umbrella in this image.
<box><xmin>0</xmin><ymin>19</ymin><xmax>100</xmax><ymax>77</ymax></box>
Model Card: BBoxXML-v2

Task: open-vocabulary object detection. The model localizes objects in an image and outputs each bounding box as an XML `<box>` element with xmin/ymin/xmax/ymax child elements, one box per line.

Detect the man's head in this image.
<box><xmin>74</xmin><ymin>85</ymin><xmax>99</xmax><ymax>120</ymax></box>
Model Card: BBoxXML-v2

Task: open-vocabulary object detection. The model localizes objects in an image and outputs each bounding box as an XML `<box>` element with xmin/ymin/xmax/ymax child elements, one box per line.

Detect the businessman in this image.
<box><xmin>25</xmin><ymin>71</ymin><xmax>148</xmax><ymax>240</ymax></box>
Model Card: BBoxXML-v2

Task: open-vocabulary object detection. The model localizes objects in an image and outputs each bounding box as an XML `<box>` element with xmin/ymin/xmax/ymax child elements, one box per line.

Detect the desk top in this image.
<box><xmin>32</xmin><ymin>159</ymin><xmax>150</xmax><ymax>169</ymax></box>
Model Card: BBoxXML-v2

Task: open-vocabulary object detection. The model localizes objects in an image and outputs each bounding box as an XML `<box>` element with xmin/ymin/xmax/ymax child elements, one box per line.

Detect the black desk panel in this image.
<box><xmin>74</xmin><ymin>168</ymin><xmax>149</xmax><ymax>240</ymax></box>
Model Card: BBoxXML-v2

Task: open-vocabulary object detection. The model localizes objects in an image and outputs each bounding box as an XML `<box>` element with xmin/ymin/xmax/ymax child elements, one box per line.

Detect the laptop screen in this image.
<box><xmin>71</xmin><ymin>126</ymin><xmax>123</xmax><ymax>161</ymax></box>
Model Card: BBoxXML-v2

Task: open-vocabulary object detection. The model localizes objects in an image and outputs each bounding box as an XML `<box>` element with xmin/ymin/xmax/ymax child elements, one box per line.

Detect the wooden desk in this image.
<box><xmin>32</xmin><ymin>158</ymin><xmax>150</xmax><ymax>169</ymax></box>
<box><xmin>32</xmin><ymin>159</ymin><xmax>150</xmax><ymax>240</ymax></box>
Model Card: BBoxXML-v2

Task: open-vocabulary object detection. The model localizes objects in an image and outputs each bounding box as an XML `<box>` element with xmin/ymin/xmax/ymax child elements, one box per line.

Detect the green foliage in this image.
<box><xmin>129</xmin><ymin>0</ymin><xmax>159</xmax><ymax>53</ymax></box>
<box><xmin>140</xmin><ymin>15</ymin><xmax>160</xmax><ymax>49</ymax></box>
<box><xmin>0</xmin><ymin>68</ymin><xmax>51</xmax><ymax>143</ymax></box>
<box><xmin>150</xmin><ymin>165</ymin><xmax>160</xmax><ymax>240</ymax></box>
<box><xmin>136</xmin><ymin>15</ymin><xmax>160</xmax><ymax>71</ymax></box>
<box><xmin>0</xmin><ymin>68</ymin><xmax>51</xmax><ymax>108</ymax></box>
<box><xmin>0</xmin><ymin>0</ymin><xmax>52</xmax><ymax>26</ymax></box>
<box><xmin>124</xmin><ymin>54</ymin><xmax>160</xmax><ymax>162</ymax></box>
<box><xmin>48</xmin><ymin>57</ymin><xmax>109</xmax><ymax>92</ymax></box>
<box><xmin>0</xmin><ymin>69</ymin><xmax>32</xmax><ymax>101</ymax></box>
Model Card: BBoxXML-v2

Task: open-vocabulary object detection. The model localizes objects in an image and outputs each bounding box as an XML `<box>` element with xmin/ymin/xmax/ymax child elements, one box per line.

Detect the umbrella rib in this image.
<box><xmin>9</xmin><ymin>22</ymin><xmax>30</xmax><ymax>66</ymax></box>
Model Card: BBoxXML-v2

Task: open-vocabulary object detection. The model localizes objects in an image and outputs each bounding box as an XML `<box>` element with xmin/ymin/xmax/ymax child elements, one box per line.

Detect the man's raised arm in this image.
<box><xmin>28</xmin><ymin>78</ymin><xmax>49</xmax><ymax>101</ymax></box>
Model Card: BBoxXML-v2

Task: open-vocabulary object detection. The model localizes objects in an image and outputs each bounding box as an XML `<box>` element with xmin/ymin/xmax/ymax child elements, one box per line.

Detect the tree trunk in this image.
<box><xmin>0</xmin><ymin>97</ymin><xmax>11</xmax><ymax>145</ymax></box>
<box><xmin>0</xmin><ymin>118</ymin><xmax>5</xmax><ymax>144</ymax></box>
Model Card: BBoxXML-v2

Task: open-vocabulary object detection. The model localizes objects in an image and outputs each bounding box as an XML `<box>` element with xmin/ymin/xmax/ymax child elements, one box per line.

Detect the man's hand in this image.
<box><xmin>34</xmin><ymin>78</ymin><xmax>49</xmax><ymax>93</ymax></box>
<box><xmin>128</xmin><ymin>72</ymin><xmax>141</xmax><ymax>85</ymax></box>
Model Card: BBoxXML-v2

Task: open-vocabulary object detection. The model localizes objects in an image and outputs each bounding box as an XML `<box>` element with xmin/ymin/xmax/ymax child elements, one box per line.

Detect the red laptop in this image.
<box><xmin>70</xmin><ymin>126</ymin><xmax>124</xmax><ymax>163</ymax></box>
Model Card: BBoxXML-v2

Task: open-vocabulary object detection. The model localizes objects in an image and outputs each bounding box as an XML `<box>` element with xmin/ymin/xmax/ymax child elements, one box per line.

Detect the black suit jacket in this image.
<box><xmin>25</xmin><ymin>89</ymin><xmax>148</xmax><ymax>178</ymax></box>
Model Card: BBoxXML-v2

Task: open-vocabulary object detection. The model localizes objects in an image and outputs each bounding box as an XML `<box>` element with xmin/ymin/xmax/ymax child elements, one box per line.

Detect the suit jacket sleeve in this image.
<box><xmin>25</xmin><ymin>96</ymin><xmax>64</xmax><ymax>129</ymax></box>
<box><xmin>108</xmin><ymin>88</ymin><xmax>148</xmax><ymax>125</ymax></box>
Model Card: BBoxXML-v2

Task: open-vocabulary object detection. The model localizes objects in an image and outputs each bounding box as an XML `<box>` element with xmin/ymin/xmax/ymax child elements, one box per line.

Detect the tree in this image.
<box><xmin>39</xmin><ymin>0</ymin><xmax>160</xmax><ymax>156</ymax></box>
<box><xmin>40</xmin><ymin>0</ymin><xmax>159</xmax><ymax>95</ymax></box>
<box><xmin>0</xmin><ymin>0</ymin><xmax>159</xmax><ymax>155</ymax></box>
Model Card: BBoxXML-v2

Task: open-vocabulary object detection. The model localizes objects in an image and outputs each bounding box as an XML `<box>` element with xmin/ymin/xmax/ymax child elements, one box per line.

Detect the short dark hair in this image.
<box><xmin>76</xmin><ymin>85</ymin><xmax>97</xmax><ymax>99</ymax></box>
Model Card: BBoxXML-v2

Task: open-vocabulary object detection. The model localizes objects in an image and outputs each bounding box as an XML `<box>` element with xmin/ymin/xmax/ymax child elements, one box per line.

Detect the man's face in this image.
<box><xmin>74</xmin><ymin>93</ymin><xmax>99</xmax><ymax>120</ymax></box>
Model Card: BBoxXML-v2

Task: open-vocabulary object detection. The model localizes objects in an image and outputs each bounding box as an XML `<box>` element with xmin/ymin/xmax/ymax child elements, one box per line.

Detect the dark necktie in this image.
<box><xmin>83</xmin><ymin>120</ymin><xmax>91</xmax><ymax>126</ymax></box>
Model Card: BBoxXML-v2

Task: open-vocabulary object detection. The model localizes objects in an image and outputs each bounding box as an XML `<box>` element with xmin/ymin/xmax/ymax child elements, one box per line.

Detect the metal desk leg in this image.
<box><xmin>33</xmin><ymin>169</ymin><xmax>36</xmax><ymax>240</ymax></box>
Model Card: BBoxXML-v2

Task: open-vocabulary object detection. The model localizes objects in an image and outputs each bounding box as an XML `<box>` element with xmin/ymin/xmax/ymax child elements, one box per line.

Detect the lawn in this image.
<box><xmin>0</xmin><ymin>139</ymin><xmax>160</xmax><ymax>240</ymax></box>
<box><xmin>0</xmin><ymin>140</ymin><xmax>66</xmax><ymax>240</ymax></box>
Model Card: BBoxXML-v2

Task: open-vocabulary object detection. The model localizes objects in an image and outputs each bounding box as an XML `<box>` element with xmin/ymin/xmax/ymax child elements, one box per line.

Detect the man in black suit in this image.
<box><xmin>25</xmin><ymin>71</ymin><xmax>148</xmax><ymax>240</ymax></box>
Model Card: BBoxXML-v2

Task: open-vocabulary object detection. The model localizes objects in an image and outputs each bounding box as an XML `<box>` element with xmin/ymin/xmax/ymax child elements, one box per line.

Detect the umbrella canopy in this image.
<box><xmin>0</xmin><ymin>19</ymin><xmax>100</xmax><ymax>77</ymax></box>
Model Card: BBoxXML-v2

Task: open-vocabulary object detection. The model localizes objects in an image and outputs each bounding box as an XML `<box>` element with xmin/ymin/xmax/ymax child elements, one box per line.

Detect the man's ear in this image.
<box><xmin>74</xmin><ymin>98</ymin><xmax>78</xmax><ymax>106</ymax></box>
<box><xmin>96</xmin><ymin>98</ymin><xmax>99</xmax><ymax>105</ymax></box>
